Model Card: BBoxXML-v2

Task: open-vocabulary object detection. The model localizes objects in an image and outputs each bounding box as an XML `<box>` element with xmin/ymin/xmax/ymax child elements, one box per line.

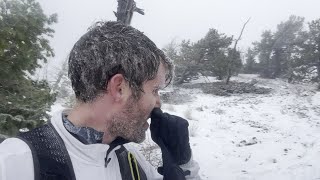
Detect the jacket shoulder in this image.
<box><xmin>0</xmin><ymin>137</ymin><xmax>32</xmax><ymax>157</ymax></box>
<box><xmin>0</xmin><ymin>138</ymin><xmax>34</xmax><ymax>180</ymax></box>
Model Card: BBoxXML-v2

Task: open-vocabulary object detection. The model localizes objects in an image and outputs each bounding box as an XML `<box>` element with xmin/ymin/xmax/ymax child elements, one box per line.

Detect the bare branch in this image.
<box><xmin>226</xmin><ymin>18</ymin><xmax>251</xmax><ymax>84</ymax></box>
<box><xmin>233</xmin><ymin>18</ymin><xmax>251</xmax><ymax>50</ymax></box>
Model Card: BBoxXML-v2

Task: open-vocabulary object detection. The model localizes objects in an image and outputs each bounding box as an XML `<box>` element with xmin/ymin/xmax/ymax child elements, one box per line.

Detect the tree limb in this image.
<box><xmin>233</xmin><ymin>18</ymin><xmax>251</xmax><ymax>50</ymax></box>
<box><xmin>226</xmin><ymin>18</ymin><xmax>251</xmax><ymax>84</ymax></box>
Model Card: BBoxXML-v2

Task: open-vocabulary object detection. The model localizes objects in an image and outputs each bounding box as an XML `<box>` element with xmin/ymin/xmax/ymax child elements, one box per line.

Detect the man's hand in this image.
<box><xmin>150</xmin><ymin>108</ymin><xmax>192</xmax><ymax>179</ymax></box>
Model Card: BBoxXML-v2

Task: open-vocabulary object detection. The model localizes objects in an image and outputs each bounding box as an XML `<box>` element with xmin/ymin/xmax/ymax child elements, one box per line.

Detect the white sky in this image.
<box><xmin>37</xmin><ymin>0</ymin><xmax>320</xmax><ymax>77</ymax></box>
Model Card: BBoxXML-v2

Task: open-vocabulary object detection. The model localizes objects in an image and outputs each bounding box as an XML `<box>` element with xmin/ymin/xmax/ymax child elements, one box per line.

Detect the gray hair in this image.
<box><xmin>68</xmin><ymin>21</ymin><xmax>173</xmax><ymax>103</ymax></box>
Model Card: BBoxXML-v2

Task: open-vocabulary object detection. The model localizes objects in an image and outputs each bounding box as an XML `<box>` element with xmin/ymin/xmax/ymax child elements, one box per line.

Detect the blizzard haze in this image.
<box><xmin>38</xmin><ymin>0</ymin><xmax>320</xmax><ymax>76</ymax></box>
<box><xmin>22</xmin><ymin>1</ymin><xmax>320</xmax><ymax>179</ymax></box>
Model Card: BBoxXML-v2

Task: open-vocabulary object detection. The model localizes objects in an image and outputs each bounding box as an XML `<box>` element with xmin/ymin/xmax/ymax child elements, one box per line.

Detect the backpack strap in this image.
<box><xmin>115</xmin><ymin>145</ymin><xmax>147</xmax><ymax>180</ymax></box>
<box><xmin>17</xmin><ymin>123</ymin><xmax>76</xmax><ymax>180</ymax></box>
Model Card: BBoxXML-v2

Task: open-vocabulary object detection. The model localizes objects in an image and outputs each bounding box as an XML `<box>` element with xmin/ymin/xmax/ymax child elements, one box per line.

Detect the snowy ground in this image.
<box><xmin>50</xmin><ymin>74</ymin><xmax>320</xmax><ymax>180</ymax></box>
<box><xmin>157</xmin><ymin>74</ymin><xmax>320</xmax><ymax>180</ymax></box>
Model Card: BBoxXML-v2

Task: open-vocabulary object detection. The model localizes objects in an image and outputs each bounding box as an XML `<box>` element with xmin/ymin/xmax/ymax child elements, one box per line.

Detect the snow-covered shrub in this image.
<box><xmin>290</xmin><ymin>65</ymin><xmax>318</xmax><ymax>83</ymax></box>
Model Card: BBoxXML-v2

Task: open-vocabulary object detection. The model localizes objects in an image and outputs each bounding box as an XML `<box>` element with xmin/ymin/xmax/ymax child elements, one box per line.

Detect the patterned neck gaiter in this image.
<box><xmin>62</xmin><ymin>113</ymin><xmax>104</xmax><ymax>144</ymax></box>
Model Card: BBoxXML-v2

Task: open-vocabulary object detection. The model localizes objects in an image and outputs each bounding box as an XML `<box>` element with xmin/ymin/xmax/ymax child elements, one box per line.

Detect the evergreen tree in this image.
<box><xmin>201</xmin><ymin>29</ymin><xmax>233</xmax><ymax>80</ymax></box>
<box><xmin>306</xmin><ymin>19</ymin><xmax>320</xmax><ymax>88</ymax></box>
<box><xmin>243</xmin><ymin>48</ymin><xmax>258</xmax><ymax>73</ymax></box>
<box><xmin>272</xmin><ymin>15</ymin><xmax>304</xmax><ymax>77</ymax></box>
<box><xmin>164</xmin><ymin>29</ymin><xmax>241</xmax><ymax>84</ymax></box>
<box><xmin>173</xmin><ymin>40</ymin><xmax>201</xmax><ymax>84</ymax></box>
<box><xmin>254</xmin><ymin>16</ymin><xmax>305</xmax><ymax>79</ymax></box>
<box><xmin>0</xmin><ymin>0</ymin><xmax>57</xmax><ymax>136</ymax></box>
<box><xmin>162</xmin><ymin>39</ymin><xmax>179</xmax><ymax>62</ymax></box>
<box><xmin>254</xmin><ymin>30</ymin><xmax>274</xmax><ymax>78</ymax></box>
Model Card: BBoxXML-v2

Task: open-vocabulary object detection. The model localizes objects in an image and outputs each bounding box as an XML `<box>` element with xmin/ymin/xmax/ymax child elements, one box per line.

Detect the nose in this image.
<box><xmin>155</xmin><ymin>94</ymin><xmax>161</xmax><ymax>108</ymax></box>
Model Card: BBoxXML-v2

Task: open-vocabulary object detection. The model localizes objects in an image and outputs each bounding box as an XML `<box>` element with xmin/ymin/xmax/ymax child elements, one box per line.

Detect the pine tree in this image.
<box><xmin>306</xmin><ymin>19</ymin><xmax>320</xmax><ymax>88</ymax></box>
<box><xmin>254</xmin><ymin>30</ymin><xmax>274</xmax><ymax>78</ymax></box>
<box><xmin>172</xmin><ymin>40</ymin><xmax>201</xmax><ymax>84</ymax></box>
<box><xmin>254</xmin><ymin>16</ymin><xmax>305</xmax><ymax>79</ymax></box>
<box><xmin>201</xmin><ymin>29</ymin><xmax>233</xmax><ymax>80</ymax></box>
<box><xmin>0</xmin><ymin>0</ymin><xmax>57</xmax><ymax>136</ymax></box>
<box><xmin>243</xmin><ymin>48</ymin><xmax>258</xmax><ymax>73</ymax></box>
<box><xmin>272</xmin><ymin>15</ymin><xmax>304</xmax><ymax>77</ymax></box>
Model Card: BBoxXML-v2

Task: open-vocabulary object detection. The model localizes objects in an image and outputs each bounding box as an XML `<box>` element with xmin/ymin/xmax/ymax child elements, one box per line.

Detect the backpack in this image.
<box><xmin>17</xmin><ymin>123</ymin><xmax>148</xmax><ymax>180</ymax></box>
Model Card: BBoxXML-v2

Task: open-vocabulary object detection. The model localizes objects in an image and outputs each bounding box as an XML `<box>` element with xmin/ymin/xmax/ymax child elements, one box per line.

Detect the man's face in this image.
<box><xmin>108</xmin><ymin>64</ymin><xmax>166</xmax><ymax>143</ymax></box>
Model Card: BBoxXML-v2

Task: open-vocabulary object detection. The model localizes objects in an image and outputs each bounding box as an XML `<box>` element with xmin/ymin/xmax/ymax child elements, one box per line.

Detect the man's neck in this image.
<box><xmin>62</xmin><ymin>113</ymin><xmax>104</xmax><ymax>144</ymax></box>
<box><xmin>67</xmin><ymin>104</ymin><xmax>94</xmax><ymax>128</ymax></box>
<box><xmin>67</xmin><ymin>103</ymin><xmax>116</xmax><ymax>144</ymax></box>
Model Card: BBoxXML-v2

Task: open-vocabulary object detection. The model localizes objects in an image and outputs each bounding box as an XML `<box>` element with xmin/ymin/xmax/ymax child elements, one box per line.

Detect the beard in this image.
<box><xmin>107</xmin><ymin>97</ymin><xmax>149</xmax><ymax>143</ymax></box>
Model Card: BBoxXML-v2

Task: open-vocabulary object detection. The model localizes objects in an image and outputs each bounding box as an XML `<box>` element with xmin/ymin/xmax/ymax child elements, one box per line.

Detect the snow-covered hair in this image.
<box><xmin>68</xmin><ymin>21</ymin><xmax>173</xmax><ymax>103</ymax></box>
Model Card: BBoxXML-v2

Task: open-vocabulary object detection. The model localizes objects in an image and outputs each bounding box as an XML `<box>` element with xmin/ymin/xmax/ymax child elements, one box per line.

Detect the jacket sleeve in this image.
<box><xmin>179</xmin><ymin>154</ymin><xmax>201</xmax><ymax>180</ymax></box>
<box><xmin>0</xmin><ymin>138</ymin><xmax>34</xmax><ymax>180</ymax></box>
<box><xmin>125</xmin><ymin>144</ymin><xmax>201</xmax><ymax>180</ymax></box>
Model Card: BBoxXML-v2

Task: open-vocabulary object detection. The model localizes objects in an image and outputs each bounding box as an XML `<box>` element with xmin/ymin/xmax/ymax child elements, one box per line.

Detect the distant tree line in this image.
<box><xmin>163</xmin><ymin>29</ymin><xmax>243</xmax><ymax>85</ymax></box>
<box><xmin>245</xmin><ymin>15</ymin><xmax>320</xmax><ymax>88</ymax></box>
<box><xmin>165</xmin><ymin>15</ymin><xmax>320</xmax><ymax>89</ymax></box>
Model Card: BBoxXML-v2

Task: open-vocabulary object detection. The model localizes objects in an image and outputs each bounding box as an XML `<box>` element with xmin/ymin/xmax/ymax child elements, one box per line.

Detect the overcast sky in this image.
<box><xmin>37</xmin><ymin>0</ymin><xmax>320</xmax><ymax>77</ymax></box>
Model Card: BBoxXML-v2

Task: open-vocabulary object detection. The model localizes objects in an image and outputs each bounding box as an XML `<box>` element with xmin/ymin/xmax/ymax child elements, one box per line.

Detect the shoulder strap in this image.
<box><xmin>115</xmin><ymin>145</ymin><xmax>147</xmax><ymax>180</ymax></box>
<box><xmin>17</xmin><ymin>123</ymin><xmax>76</xmax><ymax>180</ymax></box>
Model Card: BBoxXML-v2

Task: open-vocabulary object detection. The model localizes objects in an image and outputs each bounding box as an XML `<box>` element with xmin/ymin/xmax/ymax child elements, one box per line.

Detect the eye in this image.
<box><xmin>153</xmin><ymin>88</ymin><xmax>160</xmax><ymax>95</ymax></box>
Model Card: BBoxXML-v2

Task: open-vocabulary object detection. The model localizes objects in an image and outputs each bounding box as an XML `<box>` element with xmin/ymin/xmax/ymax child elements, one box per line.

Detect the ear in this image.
<box><xmin>108</xmin><ymin>74</ymin><xmax>130</xmax><ymax>102</ymax></box>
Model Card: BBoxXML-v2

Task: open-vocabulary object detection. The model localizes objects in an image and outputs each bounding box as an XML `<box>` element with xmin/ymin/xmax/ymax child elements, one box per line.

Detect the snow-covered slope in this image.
<box><xmin>159</xmin><ymin>74</ymin><xmax>320</xmax><ymax>180</ymax></box>
<box><xmin>50</xmin><ymin>74</ymin><xmax>320</xmax><ymax>179</ymax></box>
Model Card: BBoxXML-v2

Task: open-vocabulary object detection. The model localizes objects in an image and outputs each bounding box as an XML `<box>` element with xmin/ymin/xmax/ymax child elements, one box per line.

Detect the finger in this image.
<box><xmin>151</xmin><ymin>107</ymin><xmax>163</xmax><ymax>118</ymax></box>
<box><xmin>157</xmin><ymin>167</ymin><xmax>164</xmax><ymax>175</ymax></box>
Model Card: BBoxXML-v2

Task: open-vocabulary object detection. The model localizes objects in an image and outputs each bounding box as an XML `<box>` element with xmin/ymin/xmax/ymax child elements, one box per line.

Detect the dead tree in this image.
<box><xmin>114</xmin><ymin>0</ymin><xmax>144</xmax><ymax>25</ymax></box>
<box><xmin>226</xmin><ymin>18</ymin><xmax>250</xmax><ymax>84</ymax></box>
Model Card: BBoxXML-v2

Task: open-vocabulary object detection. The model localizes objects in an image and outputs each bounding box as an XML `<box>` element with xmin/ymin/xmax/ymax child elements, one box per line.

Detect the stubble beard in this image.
<box><xmin>108</xmin><ymin>99</ymin><xmax>148</xmax><ymax>143</ymax></box>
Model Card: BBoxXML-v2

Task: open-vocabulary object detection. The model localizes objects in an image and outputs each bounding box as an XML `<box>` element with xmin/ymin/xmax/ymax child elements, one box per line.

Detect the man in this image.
<box><xmin>0</xmin><ymin>21</ymin><xmax>200</xmax><ymax>180</ymax></box>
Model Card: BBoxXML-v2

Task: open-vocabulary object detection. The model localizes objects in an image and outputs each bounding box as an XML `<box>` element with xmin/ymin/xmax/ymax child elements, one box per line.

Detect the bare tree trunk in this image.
<box><xmin>226</xmin><ymin>18</ymin><xmax>250</xmax><ymax>84</ymax></box>
<box><xmin>114</xmin><ymin>0</ymin><xmax>144</xmax><ymax>25</ymax></box>
<box><xmin>273</xmin><ymin>49</ymin><xmax>282</xmax><ymax>77</ymax></box>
